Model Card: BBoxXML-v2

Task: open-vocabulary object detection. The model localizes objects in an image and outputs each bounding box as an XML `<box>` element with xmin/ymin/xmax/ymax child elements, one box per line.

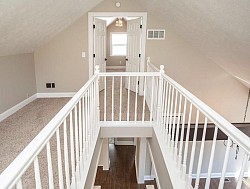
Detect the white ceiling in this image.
<box><xmin>136</xmin><ymin>0</ymin><xmax>250</xmax><ymax>87</ymax></box>
<box><xmin>0</xmin><ymin>0</ymin><xmax>102</xmax><ymax>56</ymax></box>
<box><xmin>0</xmin><ymin>0</ymin><xmax>249</xmax><ymax>87</ymax></box>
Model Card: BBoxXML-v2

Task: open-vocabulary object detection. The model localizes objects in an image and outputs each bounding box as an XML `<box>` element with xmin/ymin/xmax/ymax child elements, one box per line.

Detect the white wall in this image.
<box><xmin>0</xmin><ymin>53</ymin><xmax>36</xmax><ymax>114</ymax></box>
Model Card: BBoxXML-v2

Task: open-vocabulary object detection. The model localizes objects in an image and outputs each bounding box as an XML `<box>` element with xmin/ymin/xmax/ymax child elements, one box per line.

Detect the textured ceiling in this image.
<box><xmin>0</xmin><ymin>0</ymin><xmax>249</xmax><ymax>87</ymax></box>
<box><xmin>0</xmin><ymin>0</ymin><xmax>102</xmax><ymax>56</ymax></box>
<box><xmin>136</xmin><ymin>0</ymin><xmax>250</xmax><ymax>87</ymax></box>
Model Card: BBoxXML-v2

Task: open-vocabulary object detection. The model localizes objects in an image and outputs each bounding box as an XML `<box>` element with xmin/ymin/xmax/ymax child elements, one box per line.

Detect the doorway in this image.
<box><xmin>88</xmin><ymin>12</ymin><xmax>147</xmax><ymax>78</ymax></box>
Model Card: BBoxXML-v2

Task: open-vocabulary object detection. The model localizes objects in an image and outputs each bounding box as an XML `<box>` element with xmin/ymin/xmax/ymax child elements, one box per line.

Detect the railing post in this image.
<box><xmin>95</xmin><ymin>65</ymin><xmax>100</xmax><ymax>130</ymax></box>
<box><xmin>157</xmin><ymin>65</ymin><xmax>165</xmax><ymax>128</ymax></box>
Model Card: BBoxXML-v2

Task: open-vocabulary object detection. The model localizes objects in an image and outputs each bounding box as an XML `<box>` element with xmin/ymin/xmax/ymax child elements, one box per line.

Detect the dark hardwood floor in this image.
<box><xmin>94</xmin><ymin>145</ymin><xmax>158</xmax><ymax>189</ymax></box>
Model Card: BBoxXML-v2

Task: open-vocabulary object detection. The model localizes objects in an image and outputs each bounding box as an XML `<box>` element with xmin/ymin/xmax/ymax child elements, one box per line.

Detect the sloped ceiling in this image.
<box><xmin>0</xmin><ymin>0</ymin><xmax>102</xmax><ymax>56</ymax></box>
<box><xmin>0</xmin><ymin>0</ymin><xmax>249</xmax><ymax>87</ymax></box>
<box><xmin>136</xmin><ymin>0</ymin><xmax>250</xmax><ymax>88</ymax></box>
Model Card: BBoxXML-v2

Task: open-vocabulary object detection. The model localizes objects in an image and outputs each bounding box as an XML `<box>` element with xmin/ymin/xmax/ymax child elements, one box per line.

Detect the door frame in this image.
<box><xmin>88</xmin><ymin>12</ymin><xmax>147</xmax><ymax>77</ymax></box>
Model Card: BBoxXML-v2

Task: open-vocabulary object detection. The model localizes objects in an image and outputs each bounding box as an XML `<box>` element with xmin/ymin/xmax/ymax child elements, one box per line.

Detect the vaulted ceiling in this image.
<box><xmin>137</xmin><ymin>0</ymin><xmax>250</xmax><ymax>87</ymax></box>
<box><xmin>0</xmin><ymin>0</ymin><xmax>249</xmax><ymax>87</ymax></box>
<box><xmin>0</xmin><ymin>0</ymin><xmax>102</xmax><ymax>56</ymax></box>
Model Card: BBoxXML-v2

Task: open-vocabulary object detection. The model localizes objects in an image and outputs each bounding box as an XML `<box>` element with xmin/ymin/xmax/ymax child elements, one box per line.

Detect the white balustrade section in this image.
<box><xmin>1</xmin><ymin>58</ymin><xmax>250</xmax><ymax>189</ymax></box>
<box><xmin>0</xmin><ymin>66</ymin><xmax>101</xmax><ymax>189</ymax></box>
<box><xmin>147</xmin><ymin>57</ymin><xmax>250</xmax><ymax>189</ymax></box>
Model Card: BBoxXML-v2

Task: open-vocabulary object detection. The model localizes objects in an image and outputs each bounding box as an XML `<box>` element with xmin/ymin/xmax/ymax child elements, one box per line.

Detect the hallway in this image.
<box><xmin>94</xmin><ymin>144</ymin><xmax>158</xmax><ymax>189</ymax></box>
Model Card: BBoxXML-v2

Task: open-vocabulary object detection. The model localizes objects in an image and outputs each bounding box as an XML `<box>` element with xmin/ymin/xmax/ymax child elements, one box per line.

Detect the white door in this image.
<box><xmin>94</xmin><ymin>18</ymin><xmax>106</xmax><ymax>90</ymax></box>
<box><xmin>126</xmin><ymin>18</ymin><xmax>142</xmax><ymax>92</ymax></box>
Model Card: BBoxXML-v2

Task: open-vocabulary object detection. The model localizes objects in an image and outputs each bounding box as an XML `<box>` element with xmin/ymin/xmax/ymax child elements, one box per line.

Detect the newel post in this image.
<box><xmin>157</xmin><ymin>65</ymin><xmax>165</xmax><ymax>128</ymax></box>
<box><xmin>95</xmin><ymin>65</ymin><xmax>100</xmax><ymax>128</ymax></box>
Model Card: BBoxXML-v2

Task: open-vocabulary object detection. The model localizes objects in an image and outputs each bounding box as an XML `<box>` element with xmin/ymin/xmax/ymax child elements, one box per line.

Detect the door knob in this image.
<box><xmin>105</xmin><ymin>58</ymin><xmax>107</xmax><ymax>61</ymax></box>
<box><xmin>125</xmin><ymin>58</ymin><xmax>128</xmax><ymax>61</ymax></box>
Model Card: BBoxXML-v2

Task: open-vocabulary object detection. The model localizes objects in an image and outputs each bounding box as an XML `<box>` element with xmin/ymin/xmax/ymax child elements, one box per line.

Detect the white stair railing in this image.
<box><xmin>147</xmin><ymin>58</ymin><xmax>250</xmax><ymax>189</ymax></box>
<box><xmin>0</xmin><ymin>67</ymin><xmax>101</xmax><ymax>189</ymax></box>
<box><xmin>1</xmin><ymin>60</ymin><xmax>250</xmax><ymax>189</ymax></box>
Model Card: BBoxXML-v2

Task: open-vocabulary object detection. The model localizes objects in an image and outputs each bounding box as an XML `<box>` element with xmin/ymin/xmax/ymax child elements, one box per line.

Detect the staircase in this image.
<box><xmin>0</xmin><ymin>59</ymin><xmax>249</xmax><ymax>189</ymax></box>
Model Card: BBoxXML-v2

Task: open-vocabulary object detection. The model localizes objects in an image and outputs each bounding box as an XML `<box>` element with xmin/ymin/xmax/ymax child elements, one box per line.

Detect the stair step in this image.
<box><xmin>146</xmin><ymin>185</ymin><xmax>155</xmax><ymax>189</ymax></box>
<box><xmin>93</xmin><ymin>186</ymin><xmax>101</xmax><ymax>189</ymax></box>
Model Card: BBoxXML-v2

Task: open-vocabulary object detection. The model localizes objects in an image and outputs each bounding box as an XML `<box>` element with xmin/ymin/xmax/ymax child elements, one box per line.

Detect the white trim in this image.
<box><xmin>0</xmin><ymin>94</ymin><xmax>37</xmax><ymax>122</ymax></box>
<box><xmin>192</xmin><ymin>172</ymin><xmax>249</xmax><ymax>179</ymax></box>
<box><xmin>144</xmin><ymin>175</ymin><xmax>154</xmax><ymax>181</ymax></box>
<box><xmin>90</xmin><ymin>137</ymin><xmax>104</xmax><ymax>189</ymax></box>
<box><xmin>114</xmin><ymin>139</ymin><xmax>134</xmax><ymax>145</ymax></box>
<box><xmin>88</xmin><ymin>12</ymin><xmax>147</xmax><ymax>78</ymax></box>
<box><xmin>106</xmin><ymin>66</ymin><xmax>126</xmax><ymax>69</ymax></box>
<box><xmin>36</xmin><ymin>93</ymin><xmax>75</xmax><ymax>98</ymax></box>
<box><xmin>147</xmin><ymin>141</ymin><xmax>161</xmax><ymax>189</ymax></box>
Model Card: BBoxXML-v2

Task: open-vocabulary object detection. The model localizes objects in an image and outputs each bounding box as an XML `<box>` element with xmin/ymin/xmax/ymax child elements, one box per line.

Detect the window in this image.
<box><xmin>110</xmin><ymin>33</ymin><xmax>127</xmax><ymax>56</ymax></box>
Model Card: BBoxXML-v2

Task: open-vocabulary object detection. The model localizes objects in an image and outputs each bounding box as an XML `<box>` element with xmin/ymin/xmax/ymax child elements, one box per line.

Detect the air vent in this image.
<box><xmin>147</xmin><ymin>29</ymin><xmax>165</xmax><ymax>40</ymax></box>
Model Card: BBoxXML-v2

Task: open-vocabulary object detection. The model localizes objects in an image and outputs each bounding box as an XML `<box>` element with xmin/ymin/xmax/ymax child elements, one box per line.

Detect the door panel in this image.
<box><xmin>126</xmin><ymin>18</ymin><xmax>141</xmax><ymax>92</ymax></box>
<box><xmin>94</xmin><ymin>18</ymin><xmax>106</xmax><ymax>90</ymax></box>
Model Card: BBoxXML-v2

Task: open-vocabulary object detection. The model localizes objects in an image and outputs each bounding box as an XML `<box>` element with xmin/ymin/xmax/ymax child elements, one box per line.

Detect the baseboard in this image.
<box><xmin>144</xmin><ymin>175</ymin><xmax>154</xmax><ymax>181</ymax></box>
<box><xmin>36</xmin><ymin>92</ymin><xmax>75</xmax><ymax>98</ymax></box>
<box><xmin>106</xmin><ymin>66</ymin><xmax>126</xmax><ymax>69</ymax></box>
<box><xmin>0</xmin><ymin>94</ymin><xmax>37</xmax><ymax>122</ymax></box>
<box><xmin>192</xmin><ymin>172</ymin><xmax>249</xmax><ymax>178</ymax></box>
<box><xmin>0</xmin><ymin>92</ymin><xmax>75</xmax><ymax>122</ymax></box>
<box><xmin>114</xmin><ymin>140</ymin><xmax>134</xmax><ymax>145</ymax></box>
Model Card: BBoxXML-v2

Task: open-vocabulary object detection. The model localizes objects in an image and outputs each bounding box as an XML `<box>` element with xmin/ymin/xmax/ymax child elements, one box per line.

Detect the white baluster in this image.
<box><xmin>168</xmin><ymin>87</ymin><xmax>175</xmax><ymax>147</ymax></box>
<box><xmin>119</xmin><ymin>76</ymin><xmax>123</xmax><ymax>122</ymax></box>
<box><xmin>163</xmin><ymin>82</ymin><xmax>169</xmax><ymax>134</ymax></box>
<box><xmin>150</xmin><ymin>76</ymin><xmax>155</xmax><ymax>122</ymax></box>
<box><xmin>218</xmin><ymin>137</ymin><xmax>231</xmax><ymax>189</ymax></box>
<box><xmin>78</xmin><ymin>100</ymin><xmax>83</xmax><ymax>179</ymax></box>
<box><xmin>56</xmin><ymin>129</ymin><xmax>64</xmax><ymax>189</ymax></box>
<box><xmin>104</xmin><ymin>76</ymin><xmax>107</xmax><ymax>122</ymax></box>
<box><xmin>187</xmin><ymin>110</ymin><xmax>199</xmax><ymax>186</ymax></box>
<box><xmin>63</xmin><ymin>120</ymin><xmax>70</xmax><ymax>189</ymax></box>
<box><xmin>46</xmin><ymin>141</ymin><xmax>54</xmax><ymax>189</ymax></box>
<box><xmin>74</xmin><ymin>106</ymin><xmax>80</xmax><ymax>182</ymax></box>
<box><xmin>112</xmin><ymin>76</ymin><xmax>115</xmax><ymax>121</ymax></box>
<box><xmin>34</xmin><ymin>157</ymin><xmax>42</xmax><ymax>189</ymax></box>
<box><xmin>134</xmin><ymin>76</ymin><xmax>138</xmax><ymax>122</ymax></box>
<box><xmin>174</xmin><ymin>94</ymin><xmax>182</xmax><ymax>160</ymax></box>
<box><xmin>182</xmin><ymin>103</ymin><xmax>193</xmax><ymax>178</ymax></box>
<box><xmin>165</xmin><ymin>85</ymin><xmax>172</xmax><ymax>140</ymax></box>
<box><xmin>194</xmin><ymin>117</ymin><xmax>208</xmax><ymax>189</ymax></box>
<box><xmin>142</xmin><ymin>76</ymin><xmax>147</xmax><ymax>122</ymax></box>
<box><xmin>171</xmin><ymin>90</ymin><xmax>178</xmax><ymax>152</ymax></box>
<box><xmin>16</xmin><ymin>179</ymin><xmax>23</xmax><ymax>189</ymax></box>
<box><xmin>178</xmin><ymin>98</ymin><xmax>187</xmax><ymax>170</ymax></box>
<box><xmin>127</xmin><ymin>76</ymin><xmax>131</xmax><ymax>121</ymax></box>
<box><xmin>161</xmin><ymin>79</ymin><xmax>166</xmax><ymax>127</ymax></box>
<box><xmin>205</xmin><ymin>126</ymin><xmax>218</xmax><ymax>189</ymax></box>
<box><xmin>236</xmin><ymin>153</ymin><xmax>248</xmax><ymax>189</ymax></box>
<box><xmin>157</xmin><ymin>65</ymin><xmax>164</xmax><ymax>128</ymax></box>
<box><xmin>82</xmin><ymin>95</ymin><xmax>86</xmax><ymax>160</ymax></box>
<box><xmin>69</xmin><ymin>112</ymin><xmax>76</xmax><ymax>188</ymax></box>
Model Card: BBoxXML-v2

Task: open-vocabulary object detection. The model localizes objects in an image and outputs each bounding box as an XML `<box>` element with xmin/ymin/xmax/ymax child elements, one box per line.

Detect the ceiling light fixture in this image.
<box><xmin>115</xmin><ymin>18</ymin><xmax>123</xmax><ymax>27</ymax></box>
<box><xmin>115</xmin><ymin>2</ymin><xmax>121</xmax><ymax>7</ymax></box>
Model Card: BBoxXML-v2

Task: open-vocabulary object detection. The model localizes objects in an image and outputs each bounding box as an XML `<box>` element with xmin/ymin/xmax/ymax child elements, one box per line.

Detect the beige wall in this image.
<box><xmin>106</xmin><ymin>18</ymin><xmax>127</xmax><ymax>67</ymax></box>
<box><xmin>34</xmin><ymin>16</ymin><xmax>89</xmax><ymax>93</ymax></box>
<box><xmin>34</xmin><ymin>0</ymin><xmax>249</xmax><ymax>123</ymax></box>
<box><xmin>0</xmin><ymin>53</ymin><xmax>36</xmax><ymax>114</ymax></box>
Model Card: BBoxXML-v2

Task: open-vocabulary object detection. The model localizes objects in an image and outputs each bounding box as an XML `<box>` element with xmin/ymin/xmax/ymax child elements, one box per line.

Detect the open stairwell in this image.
<box><xmin>0</xmin><ymin>59</ymin><xmax>249</xmax><ymax>189</ymax></box>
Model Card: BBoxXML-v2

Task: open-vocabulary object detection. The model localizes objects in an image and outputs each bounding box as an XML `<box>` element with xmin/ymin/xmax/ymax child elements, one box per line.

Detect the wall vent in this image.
<box><xmin>147</xmin><ymin>29</ymin><xmax>165</xmax><ymax>40</ymax></box>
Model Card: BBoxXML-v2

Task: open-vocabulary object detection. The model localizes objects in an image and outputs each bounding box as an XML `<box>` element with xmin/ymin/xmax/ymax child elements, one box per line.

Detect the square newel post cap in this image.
<box><xmin>95</xmin><ymin>65</ymin><xmax>100</xmax><ymax>74</ymax></box>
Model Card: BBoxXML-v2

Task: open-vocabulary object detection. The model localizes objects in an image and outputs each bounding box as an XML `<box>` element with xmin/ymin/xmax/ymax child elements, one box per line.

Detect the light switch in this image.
<box><xmin>82</xmin><ymin>52</ymin><xmax>86</xmax><ymax>58</ymax></box>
